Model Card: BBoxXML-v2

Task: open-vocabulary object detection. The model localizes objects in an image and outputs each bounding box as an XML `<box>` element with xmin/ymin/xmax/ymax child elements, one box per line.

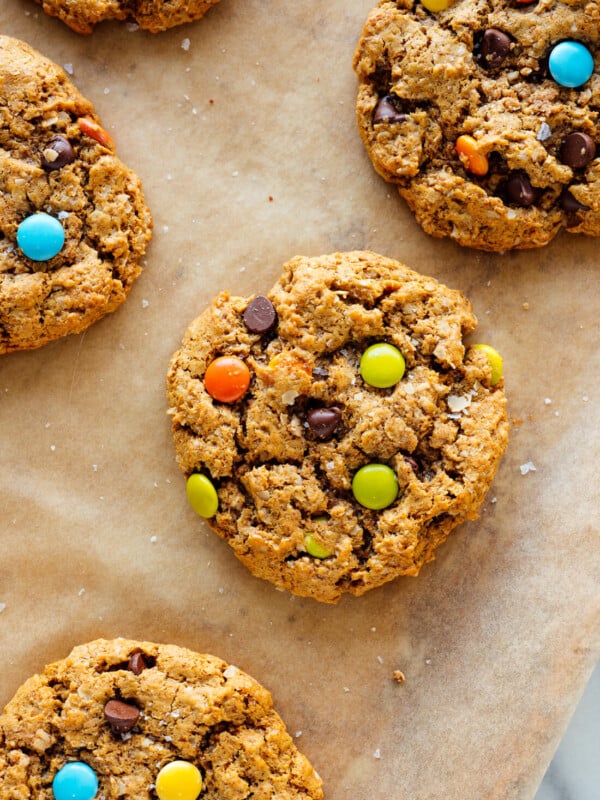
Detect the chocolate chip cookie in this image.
<box><xmin>167</xmin><ymin>251</ymin><xmax>509</xmax><ymax>603</ymax></box>
<box><xmin>0</xmin><ymin>36</ymin><xmax>152</xmax><ymax>354</ymax></box>
<box><xmin>353</xmin><ymin>0</ymin><xmax>600</xmax><ymax>251</ymax></box>
<box><xmin>35</xmin><ymin>0</ymin><xmax>222</xmax><ymax>34</ymax></box>
<box><xmin>0</xmin><ymin>638</ymin><xmax>323</xmax><ymax>799</ymax></box>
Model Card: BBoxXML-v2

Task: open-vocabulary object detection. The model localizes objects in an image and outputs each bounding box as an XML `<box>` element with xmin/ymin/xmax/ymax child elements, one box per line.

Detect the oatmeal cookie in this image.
<box><xmin>167</xmin><ymin>251</ymin><xmax>509</xmax><ymax>603</ymax></box>
<box><xmin>34</xmin><ymin>0</ymin><xmax>222</xmax><ymax>34</ymax></box>
<box><xmin>353</xmin><ymin>0</ymin><xmax>600</xmax><ymax>251</ymax></box>
<box><xmin>0</xmin><ymin>36</ymin><xmax>152</xmax><ymax>354</ymax></box>
<box><xmin>0</xmin><ymin>638</ymin><xmax>323</xmax><ymax>799</ymax></box>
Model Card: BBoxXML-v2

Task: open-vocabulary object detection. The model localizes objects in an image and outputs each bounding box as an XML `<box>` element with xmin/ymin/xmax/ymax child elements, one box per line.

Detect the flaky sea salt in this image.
<box><xmin>373</xmin><ymin>749</ymin><xmax>382</xmax><ymax>759</ymax></box>
<box><xmin>181</xmin><ymin>38</ymin><xmax>191</xmax><ymax>51</ymax></box>
<box><xmin>447</xmin><ymin>394</ymin><xmax>471</xmax><ymax>413</ymax></box>
<box><xmin>536</xmin><ymin>122</ymin><xmax>552</xmax><ymax>141</ymax></box>
<box><xmin>520</xmin><ymin>461</ymin><xmax>537</xmax><ymax>475</ymax></box>
<box><xmin>0</xmin><ymin>603</ymin><xmax>6</xmax><ymax>613</ymax></box>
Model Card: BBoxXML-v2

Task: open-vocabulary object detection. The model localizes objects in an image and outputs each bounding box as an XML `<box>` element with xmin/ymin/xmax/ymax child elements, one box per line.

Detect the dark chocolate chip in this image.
<box><xmin>559</xmin><ymin>188</ymin><xmax>590</xmax><ymax>213</ymax></box>
<box><xmin>559</xmin><ymin>132</ymin><xmax>596</xmax><ymax>170</ymax></box>
<box><xmin>104</xmin><ymin>699</ymin><xmax>140</xmax><ymax>733</ymax></box>
<box><xmin>481</xmin><ymin>29</ymin><xmax>511</xmax><ymax>69</ymax></box>
<box><xmin>403</xmin><ymin>455</ymin><xmax>420</xmax><ymax>474</ymax></box>
<box><xmin>243</xmin><ymin>295</ymin><xmax>277</xmax><ymax>334</ymax></box>
<box><xmin>41</xmin><ymin>135</ymin><xmax>75</xmax><ymax>171</ymax></box>
<box><xmin>373</xmin><ymin>95</ymin><xmax>406</xmax><ymax>124</ymax></box>
<box><xmin>307</xmin><ymin>406</ymin><xmax>342</xmax><ymax>439</ymax></box>
<box><xmin>504</xmin><ymin>171</ymin><xmax>536</xmax><ymax>207</ymax></box>
<box><xmin>128</xmin><ymin>650</ymin><xmax>148</xmax><ymax>675</ymax></box>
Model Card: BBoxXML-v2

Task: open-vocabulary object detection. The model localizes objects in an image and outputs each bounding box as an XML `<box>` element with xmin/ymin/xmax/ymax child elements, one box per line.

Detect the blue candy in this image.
<box><xmin>548</xmin><ymin>41</ymin><xmax>594</xmax><ymax>88</ymax></box>
<box><xmin>52</xmin><ymin>762</ymin><xmax>98</xmax><ymax>800</ymax></box>
<box><xmin>16</xmin><ymin>212</ymin><xmax>65</xmax><ymax>261</ymax></box>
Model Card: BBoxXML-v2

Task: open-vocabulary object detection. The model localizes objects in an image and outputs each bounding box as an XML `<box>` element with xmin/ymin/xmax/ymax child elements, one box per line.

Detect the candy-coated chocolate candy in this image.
<box><xmin>204</xmin><ymin>355</ymin><xmax>251</xmax><ymax>402</ymax></box>
<box><xmin>156</xmin><ymin>760</ymin><xmax>203</xmax><ymax>800</ymax></box>
<box><xmin>186</xmin><ymin>473</ymin><xmax>219</xmax><ymax>518</ymax></box>
<box><xmin>77</xmin><ymin>117</ymin><xmax>114</xmax><ymax>149</ymax></box>
<box><xmin>360</xmin><ymin>343</ymin><xmax>405</xmax><ymax>389</ymax></box>
<box><xmin>52</xmin><ymin>762</ymin><xmax>98</xmax><ymax>800</ymax></box>
<box><xmin>17</xmin><ymin>212</ymin><xmax>65</xmax><ymax>261</ymax></box>
<box><xmin>456</xmin><ymin>135</ymin><xmax>489</xmax><ymax>176</ymax></box>
<box><xmin>548</xmin><ymin>41</ymin><xmax>594</xmax><ymax>88</ymax></box>
<box><xmin>304</xmin><ymin>534</ymin><xmax>331</xmax><ymax>559</ymax></box>
<box><xmin>472</xmin><ymin>343</ymin><xmax>503</xmax><ymax>386</ymax></box>
<box><xmin>352</xmin><ymin>464</ymin><xmax>399</xmax><ymax>510</ymax></box>
<box><xmin>420</xmin><ymin>0</ymin><xmax>450</xmax><ymax>11</ymax></box>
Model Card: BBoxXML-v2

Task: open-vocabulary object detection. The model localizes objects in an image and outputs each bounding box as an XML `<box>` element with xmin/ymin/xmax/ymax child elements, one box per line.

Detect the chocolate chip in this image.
<box><xmin>503</xmin><ymin>171</ymin><xmax>536</xmax><ymax>207</ymax></box>
<box><xmin>559</xmin><ymin>132</ymin><xmax>596</xmax><ymax>170</ymax></box>
<box><xmin>373</xmin><ymin>95</ymin><xmax>406</xmax><ymax>124</ymax></box>
<box><xmin>127</xmin><ymin>650</ymin><xmax>147</xmax><ymax>675</ymax></box>
<box><xmin>559</xmin><ymin>188</ymin><xmax>590</xmax><ymax>213</ymax></box>
<box><xmin>243</xmin><ymin>295</ymin><xmax>277</xmax><ymax>334</ymax></box>
<box><xmin>41</xmin><ymin>135</ymin><xmax>75</xmax><ymax>171</ymax></box>
<box><xmin>104</xmin><ymin>699</ymin><xmax>140</xmax><ymax>733</ymax></box>
<box><xmin>307</xmin><ymin>407</ymin><xmax>342</xmax><ymax>439</ymax></box>
<box><xmin>481</xmin><ymin>29</ymin><xmax>511</xmax><ymax>69</ymax></box>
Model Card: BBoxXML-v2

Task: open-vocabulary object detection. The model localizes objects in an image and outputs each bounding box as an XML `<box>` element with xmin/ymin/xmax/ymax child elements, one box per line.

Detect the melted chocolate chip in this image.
<box><xmin>243</xmin><ymin>295</ymin><xmax>277</xmax><ymax>334</ymax></box>
<box><xmin>127</xmin><ymin>650</ymin><xmax>148</xmax><ymax>675</ymax></box>
<box><xmin>307</xmin><ymin>407</ymin><xmax>342</xmax><ymax>439</ymax></box>
<box><xmin>559</xmin><ymin>188</ymin><xmax>590</xmax><ymax>214</ymax></box>
<box><xmin>373</xmin><ymin>95</ymin><xmax>406</xmax><ymax>124</ymax></box>
<box><xmin>480</xmin><ymin>29</ymin><xmax>511</xmax><ymax>69</ymax></box>
<box><xmin>503</xmin><ymin>171</ymin><xmax>536</xmax><ymax>207</ymax></box>
<box><xmin>41</xmin><ymin>135</ymin><xmax>75</xmax><ymax>171</ymax></box>
<box><xmin>104</xmin><ymin>699</ymin><xmax>140</xmax><ymax>733</ymax></box>
<box><xmin>559</xmin><ymin>132</ymin><xmax>596</xmax><ymax>170</ymax></box>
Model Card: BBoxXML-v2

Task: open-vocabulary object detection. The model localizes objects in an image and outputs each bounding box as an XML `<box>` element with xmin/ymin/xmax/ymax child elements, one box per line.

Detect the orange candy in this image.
<box><xmin>77</xmin><ymin>117</ymin><xmax>115</xmax><ymax>149</ymax></box>
<box><xmin>204</xmin><ymin>355</ymin><xmax>251</xmax><ymax>402</ymax></box>
<box><xmin>455</xmin><ymin>134</ymin><xmax>489</xmax><ymax>176</ymax></box>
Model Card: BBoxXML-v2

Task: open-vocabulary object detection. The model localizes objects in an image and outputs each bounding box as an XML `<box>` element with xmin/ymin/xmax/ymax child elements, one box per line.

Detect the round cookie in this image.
<box><xmin>0</xmin><ymin>638</ymin><xmax>323</xmax><ymax>799</ymax></box>
<box><xmin>167</xmin><ymin>251</ymin><xmax>509</xmax><ymax>603</ymax></box>
<box><xmin>0</xmin><ymin>36</ymin><xmax>152</xmax><ymax>354</ymax></box>
<box><xmin>353</xmin><ymin>0</ymin><xmax>600</xmax><ymax>251</ymax></box>
<box><xmin>34</xmin><ymin>0</ymin><xmax>222</xmax><ymax>34</ymax></box>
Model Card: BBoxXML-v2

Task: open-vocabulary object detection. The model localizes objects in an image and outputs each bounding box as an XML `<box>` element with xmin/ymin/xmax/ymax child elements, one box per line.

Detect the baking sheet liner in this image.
<box><xmin>1</xmin><ymin>1</ymin><xmax>599</xmax><ymax>798</ymax></box>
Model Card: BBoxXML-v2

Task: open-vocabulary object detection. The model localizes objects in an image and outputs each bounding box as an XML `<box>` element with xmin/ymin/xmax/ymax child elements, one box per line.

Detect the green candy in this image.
<box><xmin>352</xmin><ymin>464</ymin><xmax>398</xmax><ymax>510</ymax></box>
<box><xmin>186</xmin><ymin>473</ymin><xmax>218</xmax><ymax>518</ymax></box>
<box><xmin>304</xmin><ymin>534</ymin><xmax>331</xmax><ymax>559</ymax></box>
<box><xmin>472</xmin><ymin>343</ymin><xmax>503</xmax><ymax>386</ymax></box>
<box><xmin>359</xmin><ymin>343</ymin><xmax>405</xmax><ymax>388</ymax></box>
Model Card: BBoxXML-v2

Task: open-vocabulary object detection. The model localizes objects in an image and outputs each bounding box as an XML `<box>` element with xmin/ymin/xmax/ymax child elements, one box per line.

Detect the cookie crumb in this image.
<box><xmin>522</xmin><ymin>302</ymin><xmax>530</xmax><ymax>310</ymax></box>
<box><xmin>392</xmin><ymin>670</ymin><xmax>405</xmax><ymax>684</ymax></box>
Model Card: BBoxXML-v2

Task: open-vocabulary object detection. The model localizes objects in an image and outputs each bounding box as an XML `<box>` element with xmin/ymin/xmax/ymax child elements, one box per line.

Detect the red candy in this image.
<box><xmin>204</xmin><ymin>356</ymin><xmax>251</xmax><ymax>402</ymax></box>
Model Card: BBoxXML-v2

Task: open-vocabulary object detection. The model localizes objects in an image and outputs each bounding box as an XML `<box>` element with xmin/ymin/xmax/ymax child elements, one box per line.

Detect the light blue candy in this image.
<box><xmin>52</xmin><ymin>761</ymin><xmax>98</xmax><ymax>800</ymax></box>
<box><xmin>16</xmin><ymin>212</ymin><xmax>65</xmax><ymax>261</ymax></box>
<box><xmin>548</xmin><ymin>41</ymin><xmax>594</xmax><ymax>88</ymax></box>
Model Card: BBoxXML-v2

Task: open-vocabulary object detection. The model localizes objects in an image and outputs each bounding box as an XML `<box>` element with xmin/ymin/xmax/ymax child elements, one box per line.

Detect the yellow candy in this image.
<box><xmin>156</xmin><ymin>761</ymin><xmax>203</xmax><ymax>800</ymax></box>
<box><xmin>420</xmin><ymin>0</ymin><xmax>450</xmax><ymax>11</ymax></box>
<box><xmin>186</xmin><ymin>474</ymin><xmax>218</xmax><ymax>519</ymax></box>
<box><xmin>472</xmin><ymin>344</ymin><xmax>503</xmax><ymax>386</ymax></box>
<box><xmin>304</xmin><ymin>534</ymin><xmax>331</xmax><ymax>559</ymax></box>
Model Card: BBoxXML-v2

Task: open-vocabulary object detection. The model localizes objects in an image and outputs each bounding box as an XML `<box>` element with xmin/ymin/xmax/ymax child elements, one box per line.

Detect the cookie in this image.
<box><xmin>167</xmin><ymin>251</ymin><xmax>509</xmax><ymax>603</ymax></box>
<box><xmin>34</xmin><ymin>0</ymin><xmax>222</xmax><ymax>34</ymax></box>
<box><xmin>0</xmin><ymin>638</ymin><xmax>323</xmax><ymax>799</ymax></box>
<box><xmin>0</xmin><ymin>36</ymin><xmax>152</xmax><ymax>354</ymax></box>
<box><xmin>353</xmin><ymin>0</ymin><xmax>600</xmax><ymax>251</ymax></box>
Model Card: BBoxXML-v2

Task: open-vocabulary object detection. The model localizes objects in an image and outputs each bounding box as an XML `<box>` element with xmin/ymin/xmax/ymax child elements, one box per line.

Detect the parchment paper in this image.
<box><xmin>1</xmin><ymin>1</ymin><xmax>599</xmax><ymax>798</ymax></box>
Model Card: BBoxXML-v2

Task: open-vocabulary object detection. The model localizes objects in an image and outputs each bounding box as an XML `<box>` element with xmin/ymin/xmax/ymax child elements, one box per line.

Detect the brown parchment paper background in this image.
<box><xmin>1</xmin><ymin>1</ymin><xmax>599</xmax><ymax>798</ymax></box>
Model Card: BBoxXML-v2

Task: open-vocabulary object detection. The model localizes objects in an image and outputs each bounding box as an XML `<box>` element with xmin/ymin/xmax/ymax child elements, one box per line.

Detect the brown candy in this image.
<box><xmin>503</xmin><ymin>171</ymin><xmax>536</xmax><ymax>207</ymax></box>
<box><xmin>559</xmin><ymin>132</ymin><xmax>596</xmax><ymax>170</ymax></box>
<box><xmin>307</xmin><ymin>407</ymin><xmax>342</xmax><ymax>439</ymax></box>
<box><xmin>373</xmin><ymin>95</ymin><xmax>406</xmax><ymax>124</ymax></box>
<box><xmin>41</xmin><ymin>135</ymin><xmax>75</xmax><ymax>171</ymax></box>
<box><xmin>128</xmin><ymin>650</ymin><xmax>147</xmax><ymax>675</ymax></box>
<box><xmin>104</xmin><ymin>698</ymin><xmax>140</xmax><ymax>733</ymax></box>
<box><xmin>243</xmin><ymin>295</ymin><xmax>277</xmax><ymax>334</ymax></box>
<box><xmin>481</xmin><ymin>29</ymin><xmax>511</xmax><ymax>69</ymax></box>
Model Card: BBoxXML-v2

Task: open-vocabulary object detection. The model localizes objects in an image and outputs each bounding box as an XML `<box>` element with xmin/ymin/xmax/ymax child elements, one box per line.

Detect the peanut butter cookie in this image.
<box><xmin>0</xmin><ymin>36</ymin><xmax>152</xmax><ymax>354</ymax></box>
<box><xmin>353</xmin><ymin>0</ymin><xmax>600</xmax><ymax>251</ymax></box>
<box><xmin>0</xmin><ymin>638</ymin><xmax>323</xmax><ymax>799</ymax></box>
<box><xmin>167</xmin><ymin>251</ymin><xmax>509</xmax><ymax>603</ymax></box>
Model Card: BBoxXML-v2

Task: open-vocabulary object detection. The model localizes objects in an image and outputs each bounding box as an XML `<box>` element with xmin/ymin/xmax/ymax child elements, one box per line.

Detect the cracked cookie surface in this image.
<box><xmin>353</xmin><ymin>0</ymin><xmax>600</xmax><ymax>251</ymax></box>
<box><xmin>167</xmin><ymin>251</ymin><xmax>509</xmax><ymax>603</ymax></box>
<box><xmin>0</xmin><ymin>638</ymin><xmax>323</xmax><ymax>799</ymax></box>
<box><xmin>35</xmin><ymin>0</ymin><xmax>222</xmax><ymax>34</ymax></box>
<box><xmin>0</xmin><ymin>36</ymin><xmax>152</xmax><ymax>354</ymax></box>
